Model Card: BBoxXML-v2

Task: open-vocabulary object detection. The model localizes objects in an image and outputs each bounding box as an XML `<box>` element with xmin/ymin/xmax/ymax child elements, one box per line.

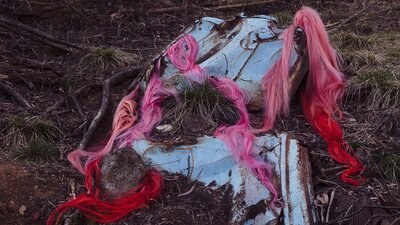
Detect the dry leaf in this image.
<box><xmin>0</xmin><ymin>74</ymin><xmax>8</xmax><ymax>80</ymax></box>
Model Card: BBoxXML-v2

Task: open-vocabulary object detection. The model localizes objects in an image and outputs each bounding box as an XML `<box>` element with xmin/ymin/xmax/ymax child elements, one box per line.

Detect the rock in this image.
<box><xmin>100</xmin><ymin>148</ymin><xmax>147</xmax><ymax>199</ymax></box>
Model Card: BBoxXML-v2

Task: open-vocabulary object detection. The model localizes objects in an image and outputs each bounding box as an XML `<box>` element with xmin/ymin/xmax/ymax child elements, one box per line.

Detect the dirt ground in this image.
<box><xmin>0</xmin><ymin>0</ymin><xmax>400</xmax><ymax>225</ymax></box>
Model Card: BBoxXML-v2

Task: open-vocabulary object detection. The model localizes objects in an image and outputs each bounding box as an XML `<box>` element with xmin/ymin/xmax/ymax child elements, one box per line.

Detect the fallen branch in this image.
<box><xmin>325</xmin><ymin>188</ymin><xmax>336</xmax><ymax>222</ymax></box>
<box><xmin>14</xmin><ymin>56</ymin><xmax>63</xmax><ymax>75</ymax></box>
<box><xmin>0</xmin><ymin>81</ymin><xmax>32</xmax><ymax>107</ymax></box>
<box><xmin>78</xmin><ymin>66</ymin><xmax>144</xmax><ymax>150</ymax></box>
<box><xmin>58</xmin><ymin>0</ymin><xmax>95</xmax><ymax>29</ymax></box>
<box><xmin>69</xmin><ymin>87</ymin><xmax>86</xmax><ymax>120</ymax></box>
<box><xmin>47</xmin><ymin>84</ymin><xmax>92</xmax><ymax>113</ymax></box>
<box><xmin>0</xmin><ymin>22</ymin><xmax>75</xmax><ymax>53</ymax></box>
<box><xmin>203</xmin><ymin>0</ymin><xmax>278</xmax><ymax>11</ymax></box>
<box><xmin>327</xmin><ymin>3</ymin><xmax>376</xmax><ymax>33</ymax></box>
<box><xmin>0</xmin><ymin>15</ymin><xmax>86</xmax><ymax>51</ymax></box>
<box><xmin>147</xmin><ymin>0</ymin><xmax>277</xmax><ymax>14</ymax></box>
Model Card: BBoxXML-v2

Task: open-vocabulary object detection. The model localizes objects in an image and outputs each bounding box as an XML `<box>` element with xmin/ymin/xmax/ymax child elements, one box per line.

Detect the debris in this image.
<box><xmin>19</xmin><ymin>205</ymin><xmax>26</xmax><ymax>215</ymax></box>
<box><xmin>133</xmin><ymin>134</ymin><xmax>315</xmax><ymax>224</ymax></box>
<box><xmin>156</xmin><ymin>124</ymin><xmax>173</xmax><ymax>132</ymax></box>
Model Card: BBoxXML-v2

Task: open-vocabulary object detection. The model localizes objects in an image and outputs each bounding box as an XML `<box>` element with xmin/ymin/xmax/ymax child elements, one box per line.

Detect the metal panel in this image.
<box><xmin>132</xmin><ymin>134</ymin><xmax>314</xmax><ymax>224</ymax></box>
<box><xmin>137</xmin><ymin>15</ymin><xmax>314</xmax><ymax>225</ymax></box>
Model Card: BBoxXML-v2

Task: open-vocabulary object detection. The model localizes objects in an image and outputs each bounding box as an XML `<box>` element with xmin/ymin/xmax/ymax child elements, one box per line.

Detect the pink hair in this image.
<box><xmin>260</xmin><ymin>7</ymin><xmax>365</xmax><ymax>185</ymax></box>
<box><xmin>295</xmin><ymin>7</ymin><xmax>365</xmax><ymax>185</ymax></box>
<box><xmin>258</xmin><ymin>26</ymin><xmax>296</xmax><ymax>132</ymax></box>
<box><xmin>116</xmin><ymin>59</ymin><xmax>176</xmax><ymax>148</ymax></box>
<box><xmin>211</xmin><ymin>77</ymin><xmax>280</xmax><ymax>207</ymax></box>
<box><xmin>51</xmin><ymin>60</ymin><xmax>171</xmax><ymax>224</ymax></box>
<box><xmin>169</xmin><ymin>35</ymin><xmax>280</xmax><ymax>207</ymax></box>
<box><xmin>68</xmin><ymin>87</ymin><xmax>139</xmax><ymax>174</ymax></box>
<box><xmin>167</xmin><ymin>34</ymin><xmax>207</xmax><ymax>83</ymax></box>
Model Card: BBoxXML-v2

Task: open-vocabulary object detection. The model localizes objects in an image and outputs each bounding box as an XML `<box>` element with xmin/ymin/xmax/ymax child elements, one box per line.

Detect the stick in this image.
<box><xmin>58</xmin><ymin>0</ymin><xmax>95</xmax><ymax>29</ymax></box>
<box><xmin>14</xmin><ymin>56</ymin><xmax>63</xmax><ymax>75</ymax></box>
<box><xmin>325</xmin><ymin>188</ymin><xmax>337</xmax><ymax>222</ymax></box>
<box><xmin>47</xmin><ymin>84</ymin><xmax>92</xmax><ymax>113</ymax></box>
<box><xmin>78</xmin><ymin>66</ymin><xmax>144</xmax><ymax>150</ymax></box>
<box><xmin>203</xmin><ymin>0</ymin><xmax>278</xmax><ymax>11</ymax></box>
<box><xmin>0</xmin><ymin>81</ymin><xmax>32</xmax><ymax>107</ymax></box>
<box><xmin>0</xmin><ymin>22</ymin><xmax>74</xmax><ymax>53</ymax></box>
<box><xmin>327</xmin><ymin>3</ymin><xmax>376</xmax><ymax>33</ymax></box>
<box><xmin>0</xmin><ymin>16</ymin><xmax>86</xmax><ymax>51</ymax></box>
<box><xmin>69</xmin><ymin>87</ymin><xmax>86</xmax><ymax>120</ymax></box>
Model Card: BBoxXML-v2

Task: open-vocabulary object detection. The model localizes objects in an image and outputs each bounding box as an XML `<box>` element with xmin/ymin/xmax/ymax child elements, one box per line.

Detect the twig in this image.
<box><xmin>68</xmin><ymin>87</ymin><xmax>86</xmax><ymax>120</ymax></box>
<box><xmin>178</xmin><ymin>184</ymin><xmax>196</xmax><ymax>197</ymax></box>
<box><xmin>0</xmin><ymin>15</ymin><xmax>86</xmax><ymax>51</ymax></box>
<box><xmin>325</xmin><ymin>188</ymin><xmax>337</xmax><ymax>222</ymax></box>
<box><xmin>327</xmin><ymin>3</ymin><xmax>376</xmax><ymax>33</ymax></box>
<box><xmin>78</xmin><ymin>66</ymin><xmax>144</xmax><ymax>150</ymax></box>
<box><xmin>339</xmin><ymin>204</ymin><xmax>354</xmax><ymax>225</ymax></box>
<box><xmin>0</xmin><ymin>81</ymin><xmax>32</xmax><ymax>107</ymax></box>
<box><xmin>57</xmin><ymin>0</ymin><xmax>95</xmax><ymax>29</ymax></box>
<box><xmin>48</xmin><ymin>84</ymin><xmax>92</xmax><ymax>113</ymax></box>
<box><xmin>14</xmin><ymin>56</ymin><xmax>63</xmax><ymax>75</ymax></box>
<box><xmin>0</xmin><ymin>22</ymin><xmax>74</xmax><ymax>53</ymax></box>
<box><xmin>15</xmin><ymin>74</ymin><xmax>35</xmax><ymax>90</ymax></box>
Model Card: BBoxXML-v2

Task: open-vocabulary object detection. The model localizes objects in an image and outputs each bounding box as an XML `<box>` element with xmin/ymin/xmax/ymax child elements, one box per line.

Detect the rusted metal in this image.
<box><xmin>134</xmin><ymin>15</ymin><xmax>314</xmax><ymax>225</ymax></box>
<box><xmin>132</xmin><ymin>134</ymin><xmax>315</xmax><ymax>224</ymax></box>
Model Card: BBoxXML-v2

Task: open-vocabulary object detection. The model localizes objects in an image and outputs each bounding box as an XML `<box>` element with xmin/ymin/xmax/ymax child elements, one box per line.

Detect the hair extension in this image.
<box><xmin>50</xmin><ymin>59</ymin><xmax>172</xmax><ymax>224</ymax></box>
<box><xmin>68</xmin><ymin>88</ymin><xmax>139</xmax><ymax>174</ymax></box>
<box><xmin>261</xmin><ymin>7</ymin><xmax>365</xmax><ymax>185</ymax></box>
<box><xmin>47</xmin><ymin>159</ymin><xmax>163</xmax><ymax>225</ymax></box>
<box><xmin>211</xmin><ymin>77</ymin><xmax>280</xmax><ymax>208</ymax></box>
<box><xmin>167</xmin><ymin>34</ymin><xmax>207</xmax><ymax>83</ymax></box>
<box><xmin>116</xmin><ymin>59</ymin><xmax>177</xmax><ymax>148</ymax></box>
<box><xmin>294</xmin><ymin>7</ymin><xmax>365</xmax><ymax>185</ymax></box>
<box><xmin>258</xmin><ymin>26</ymin><xmax>296</xmax><ymax>132</ymax></box>
<box><xmin>168</xmin><ymin>35</ymin><xmax>280</xmax><ymax>207</ymax></box>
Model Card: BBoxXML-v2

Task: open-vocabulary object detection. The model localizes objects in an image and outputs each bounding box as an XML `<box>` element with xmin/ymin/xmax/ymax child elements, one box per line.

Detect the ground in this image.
<box><xmin>0</xmin><ymin>0</ymin><xmax>399</xmax><ymax>225</ymax></box>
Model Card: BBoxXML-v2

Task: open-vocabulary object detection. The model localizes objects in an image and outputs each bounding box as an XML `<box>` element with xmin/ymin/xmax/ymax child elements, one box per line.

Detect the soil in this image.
<box><xmin>0</xmin><ymin>0</ymin><xmax>399</xmax><ymax>225</ymax></box>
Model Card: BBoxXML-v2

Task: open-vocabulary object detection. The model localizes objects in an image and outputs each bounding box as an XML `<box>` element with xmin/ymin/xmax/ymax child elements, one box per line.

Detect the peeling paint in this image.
<box><xmin>132</xmin><ymin>134</ymin><xmax>314</xmax><ymax>224</ymax></box>
<box><xmin>136</xmin><ymin>15</ymin><xmax>314</xmax><ymax>225</ymax></box>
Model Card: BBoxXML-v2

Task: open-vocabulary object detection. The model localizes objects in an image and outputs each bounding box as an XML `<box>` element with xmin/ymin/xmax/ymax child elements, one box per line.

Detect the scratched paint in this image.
<box><xmin>133</xmin><ymin>134</ymin><xmax>314</xmax><ymax>224</ymax></box>
<box><xmin>136</xmin><ymin>15</ymin><xmax>314</xmax><ymax>224</ymax></box>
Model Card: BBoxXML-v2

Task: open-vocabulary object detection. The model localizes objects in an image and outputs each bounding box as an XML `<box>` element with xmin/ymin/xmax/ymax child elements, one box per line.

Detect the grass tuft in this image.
<box><xmin>13</xmin><ymin>140</ymin><xmax>58</xmax><ymax>161</ymax></box>
<box><xmin>3</xmin><ymin>116</ymin><xmax>57</xmax><ymax>148</ymax></box>
<box><xmin>333</xmin><ymin>31</ymin><xmax>375</xmax><ymax>50</ymax></box>
<box><xmin>80</xmin><ymin>47</ymin><xmax>139</xmax><ymax>73</ymax></box>
<box><xmin>345</xmin><ymin>70</ymin><xmax>400</xmax><ymax>109</ymax></box>
<box><xmin>379</xmin><ymin>154</ymin><xmax>400</xmax><ymax>184</ymax></box>
<box><xmin>162</xmin><ymin>79</ymin><xmax>240</xmax><ymax>132</ymax></box>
